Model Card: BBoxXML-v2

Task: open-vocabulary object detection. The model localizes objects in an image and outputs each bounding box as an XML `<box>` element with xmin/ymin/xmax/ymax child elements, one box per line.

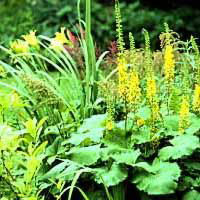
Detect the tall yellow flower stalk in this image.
<box><xmin>193</xmin><ymin>84</ymin><xmax>200</xmax><ymax>112</ymax></box>
<box><xmin>179</xmin><ymin>96</ymin><xmax>190</xmax><ymax>133</ymax></box>
<box><xmin>118</xmin><ymin>56</ymin><xmax>128</xmax><ymax>99</ymax></box>
<box><xmin>127</xmin><ymin>70</ymin><xmax>141</xmax><ymax>106</ymax></box>
<box><xmin>147</xmin><ymin>77</ymin><xmax>156</xmax><ymax>104</ymax></box>
<box><xmin>164</xmin><ymin>45</ymin><xmax>175</xmax><ymax>83</ymax></box>
<box><xmin>147</xmin><ymin>76</ymin><xmax>160</xmax><ymax>123</ymax></box>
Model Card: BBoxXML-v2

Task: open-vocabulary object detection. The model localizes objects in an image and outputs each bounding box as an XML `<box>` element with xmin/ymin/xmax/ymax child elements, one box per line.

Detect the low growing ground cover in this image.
<box><xmin>0</xmin><ymin>1</ymin><xmax>200</xmax><ymax>200</ymax></box>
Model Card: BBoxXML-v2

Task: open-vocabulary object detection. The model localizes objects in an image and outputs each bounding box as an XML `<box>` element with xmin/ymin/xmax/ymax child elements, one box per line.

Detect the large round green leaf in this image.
<box><xmin>95</xmin><ymin>163</ymin><xmax>128</xmax><ymax>187</ymax></box>
<box><xmin>132</xmin><ymin>159</ymin><xmax>181</xmax><ymax>195</ymax></box>
<box><xmin>67</xmin><ymin>114</ymin><xmax>106</xmax><ymax>145</ymax></box>
<box><xmin>101</xmin><ymin>147</ymin><xmax>141</xmax><ymax>165</ymax></box>
<box><xmin>159</xmin><ymin>134</ymin><xmax>200</xmax><ymax>161</ymax></box>
<box><xmin>182</xmin><ymin>190</ymin><xmax>200</xmax><ymax>200</ymax></box>
<box><xmin>67</xmin><ymin>145</ymin><xmax>101</xmax><ymax>166</ymax></box>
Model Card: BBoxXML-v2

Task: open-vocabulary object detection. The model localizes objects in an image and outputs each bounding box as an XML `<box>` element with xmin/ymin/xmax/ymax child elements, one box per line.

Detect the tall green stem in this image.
<box><xmin>85</xmin><ymin>0</ymin><xmax>97</xmax><ymax>116</ymax></box>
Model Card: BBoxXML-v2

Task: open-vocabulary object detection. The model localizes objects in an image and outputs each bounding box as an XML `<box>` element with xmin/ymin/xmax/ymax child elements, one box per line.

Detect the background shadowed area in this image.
<box><xmin>1</xmin><ymin>0</ymin><xmax>200</xmax><ymax>49</ymax></box>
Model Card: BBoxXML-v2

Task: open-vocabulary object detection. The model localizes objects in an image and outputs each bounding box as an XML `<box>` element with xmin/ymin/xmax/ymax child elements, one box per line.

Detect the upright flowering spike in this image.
<box><xmin>193</xmin><ymin>84</ymin><xmax>200</xmax><ymax>112</ymax></box>
<box><xmin>164</xmin><ymin>45</ymin><xmax>175</xmax><ymax>82</ymax></box>
<box><xmin>146</xmin><ymin>76</ymin><xmax>160</xmax><ymax>124</ymax></box>
<box><xmin>118</xmin><ymin>56</ymin><xmax>128</xmax><ymax>98</ymax></box>
<box><xmin>127</xmin><ymin>70</ymin><xmax>141</xmax><ymax>105</ymax></box>
<box><xmin>106</xmin><ymin>118</ymin><xmax>114</xmax><ymax>131</ymax></box>
<box><xmin>146</xmin><ymin>77</ymin><xmax>156</xmax><ymax>104</ymax></box>
<box><xmin>10</xmin><ymin>40</ymin><xmax>29</xmax><ymax>54</ymax></box>
<box><xmin>179</xmin><ymin>96</ymin><xmax>190</xmax><ymax>133</ymax></box>
<box><xmin>22</xmin><ymin>30</ymin><xmax>39</xmax><ymax>47</ymax></box>
<box><xmin>115</xmin><ymin>0</ymin><xmax>125</xmax><ymax>54</ymax></box>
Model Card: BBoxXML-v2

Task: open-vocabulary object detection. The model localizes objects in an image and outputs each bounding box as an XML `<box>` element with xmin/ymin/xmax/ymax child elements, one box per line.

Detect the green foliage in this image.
<box><xmin>95</xmin><ymin>163</ymin><xmax>128</xmax><ymax>187</ymax></box>
<box><xmin>132</xmin><ymin>159</ymin><xmax>181</xmax><ymax>195</ymax></box>
<box><xmin>67</xmin><ymin>145</ymin><xmax>101</xmax><ymax>165</ymax></box>
<box><xmin>183</xmin><ymin>190</ymin><xmax>200</xmax><ymax>200</ymax></box>
<box><xmin>2</xmin><ymin>1</ymin><xmax>200</xmax><ymax>200</ymax></box>
<box><xmin>159</xmin><ymin>134</ymin><xmax>200</xmax><ymax>160</ymax></box>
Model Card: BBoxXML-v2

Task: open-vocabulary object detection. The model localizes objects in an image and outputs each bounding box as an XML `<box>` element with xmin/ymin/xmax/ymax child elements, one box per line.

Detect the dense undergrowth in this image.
<box><xmin>1</xmin><ymin>0</ymin><xmax>200</xmax><ymax>200</ymax></box>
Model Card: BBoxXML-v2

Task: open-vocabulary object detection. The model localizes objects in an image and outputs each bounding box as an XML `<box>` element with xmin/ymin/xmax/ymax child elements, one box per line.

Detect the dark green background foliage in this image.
<box><xmin>1</xmin><ymin>0</ymin><xmax>200</xmax><ymax>48</ymax></box>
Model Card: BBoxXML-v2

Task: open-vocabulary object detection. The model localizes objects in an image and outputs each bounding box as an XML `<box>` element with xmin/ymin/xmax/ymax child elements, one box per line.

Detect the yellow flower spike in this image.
<box><xmin>146</xmin><ymin>77</ymin><xmax>156</xmax><ymax>104</ymax></box>
<box><xmin>193</xmin><ymin>84</ymin><xmax>200</xmax><ymax>112</ymax></box>
<box><xmin>127</xmin><ymin>70</ymin><xmax>141</xmax><ymax>105</ymax></box>
<box><xmin>10</xmin><ymin>40</ymin><xmax>29</xmax><ymax>54</ymax></box>
<box><xmin>106</xmin><ymin>118</ymin><xmax>114</xmax><ymax>131</ymax></box>
<box><xmin>151</xmin><ymin>101</ymin><xmax>160</xmax><ymax>121</ymax></box>
<box><xmin>118</xmin><ymin>56</ymin><xmax>128</xmax><ymax>98</ymax></box>
<box><xmin>179</xmin><ymin>96</ymin><xmax>190</xmax><ymax>133</ymax></box>
<box><xmin>164</xmin><ymin>45</ymin><xmax>175</xmax><ymax>82</ymax></box>
<box><xmin>22</xmin><ymin>30</ymin><xmax>39</xmax><ymax>47</ymax></box>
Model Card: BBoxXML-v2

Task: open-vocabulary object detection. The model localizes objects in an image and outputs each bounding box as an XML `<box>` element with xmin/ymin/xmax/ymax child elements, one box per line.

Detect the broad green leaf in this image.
<box><xmin>78</xmin><ymin>114</ymin><xmax>106</xmax><ymax>133</ymax></box>
<box><xmin>186</xmin><ymin>116</ymin><xmax>200</xmax><ymax>135</ymax></box>
<box><xmin>57</xmin><ymin>164</ymin><xmax>80</xmax><ymax>181</ymax></box>
<box><xmin>95</xmin><ymin>163</ymin><xmax>128</xmax><ymax>187</ymax></box>
<box><xmin>101</xmin><ymin>147</ymin><xmax>140</xmax><ymax>165</ymax></box>
<box><xmin>136</xmin><ymin>106</ymin><xmax>151</xmax><ymax>120</ymax></box>
<box><xmin>68</xmin><ymin>145</ymin><xmax>101</xmax><ymax>165</ymax></box>
<box><xmin>45</xmin><ymin>137</ymin><xmax>62</xmax><ymax>157</ymax></box>
<box><xmin>33</xmin><ymin>141</ymin><xmax>48</xmax><ymax>157</ymax></box>
<box><xmin>163</xmin><ymin>115</ymin><xmax>179</xmax><ymax>132</ymax></box>
<box><xmin>132</xmin><ymin>159</ymin><xmax>181</xmax><ymax>195</ymax></box>
<box><xmin>40</xmin><ymin>160</ymin><xmax>70</xmax><ymax>180</ymax></box>
<box><xmin>182</xmin><ymin>190</ymin><xmax>200</xmax><ymax>200</ymax></box>
<box><xmin>159</xmin><ymin>134</ymin><xmax>200</xmax><ymax>160</ymax></box>
<box><xmin>132</xmin><ymin>127</ymin><xmax>151</xmax><ymax>144</ymax></box>
<box><xmin>67</xmin><ymin>129</ymin><xmax>103</xmax><ymax>145</ymax></box>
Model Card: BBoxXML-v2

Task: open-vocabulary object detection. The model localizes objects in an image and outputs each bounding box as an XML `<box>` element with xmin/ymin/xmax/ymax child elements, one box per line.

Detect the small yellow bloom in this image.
<box><xmin>22</xmin><ymin>30</ymin><xmax>39</xmax><ymax>47</ymax></box>
<box><xmin>10</xmin><ymin>40</ymin><xmax>29</xmax><ymax>53</ymax></box>
<box><xmin>193</xmin><ymin>84</ymin><xmax>200</xmax><ymax>112</ymax></box>
<box><xmin>55</xmin><ymin>27</ymin><xmax>68</xmax><ymax>44</ymax></box>
<box><xmin>179</xmin><ymin>96</ymin><xmax>190</xmax><ymax>133</ymax></box>
<box><xmin>50</xmin><ymin>27</ymin><xmax>71</xmax><ymax>50</ymax></box>
<box><xmin>136</xmin><ymin>118</ymin><xmax>145</xmax><ymax>127</ymax></box>
<box><xmin>106</xmin><ymin>119</ymin><xmax>114</xmax><ymax>131</ymax></box>
<box><xmin>164</xmin><ymin>45</ymin><xmax>175</xmax><ymax>82</ymax></box>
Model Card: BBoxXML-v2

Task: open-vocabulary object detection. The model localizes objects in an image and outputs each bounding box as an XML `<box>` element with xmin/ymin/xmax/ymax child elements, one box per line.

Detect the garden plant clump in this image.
<box><xmin>1</xmin><ymin>0</ymin><xmax>200</xmax><ymax>200</ymax></box>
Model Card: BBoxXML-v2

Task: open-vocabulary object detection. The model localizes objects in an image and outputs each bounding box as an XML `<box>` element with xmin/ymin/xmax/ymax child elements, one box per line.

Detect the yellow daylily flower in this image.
<box><xmin>10</xmin><ymin>40</ymin><xmax>29</xmax><ymax>53</ymax></box>
<box><xmin>54</xmin><ymin>27</ymin><xmax>68</xmax><ymax>44</ymax></box>
<box><xmin>22</xmin><ymin>30</ymin><xmax>39</xmax><ymax>47</ymax></box>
